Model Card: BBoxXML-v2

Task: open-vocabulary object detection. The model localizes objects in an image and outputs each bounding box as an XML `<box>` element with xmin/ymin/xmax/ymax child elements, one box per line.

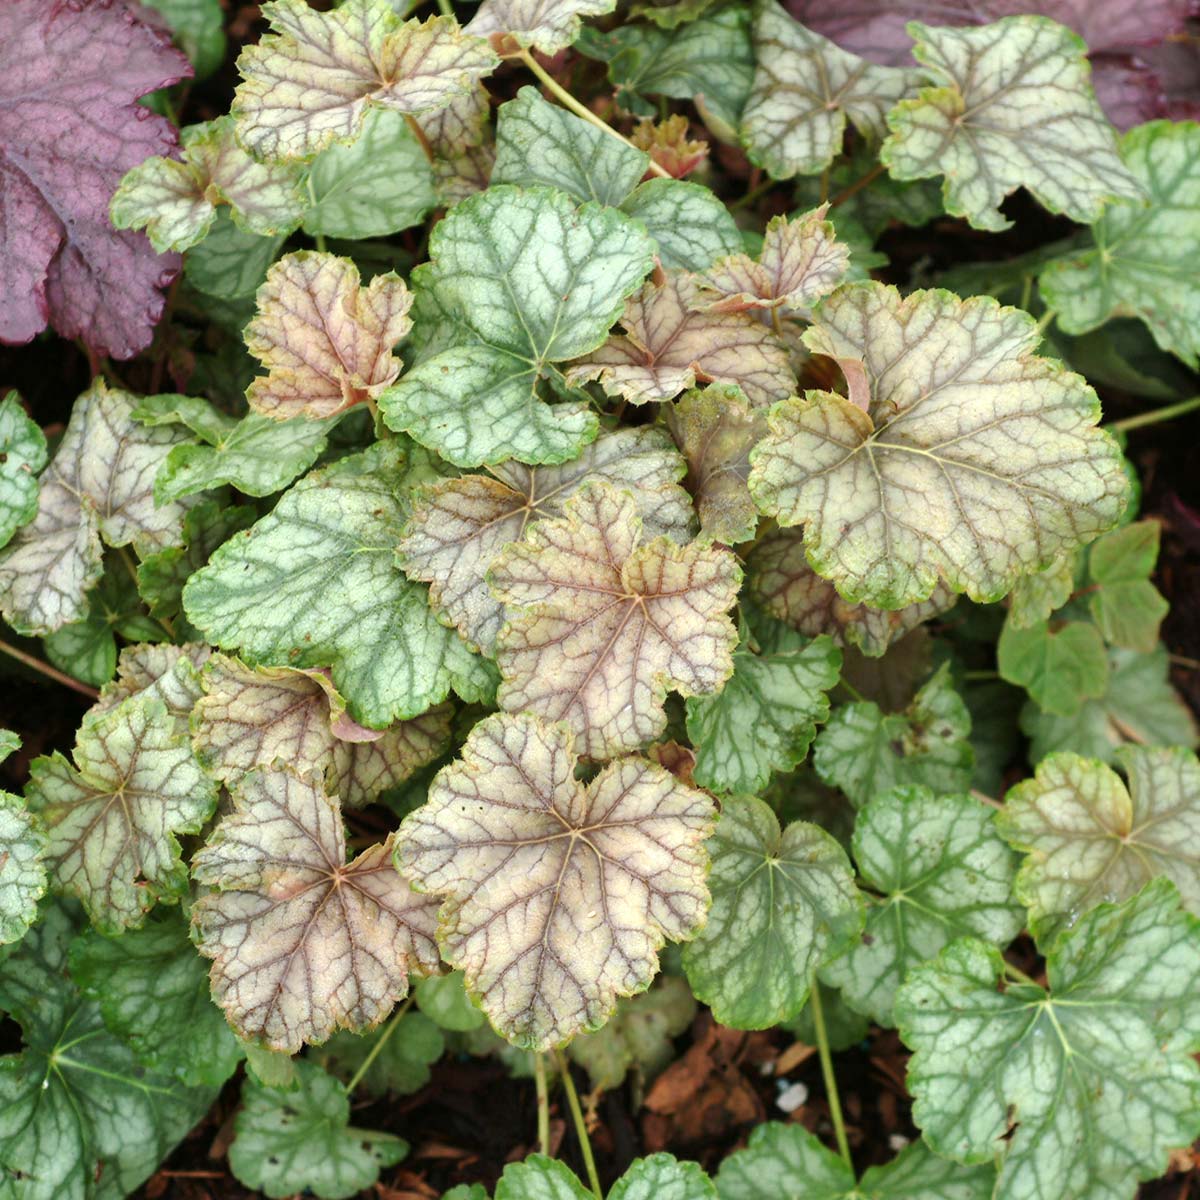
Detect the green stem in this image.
<box><xmin>0</xmin><ymin>638</ymin><xmax>100</xmax><ymax>701</ymax></box>
<box><xmin>518</xmin><ymin>49</ymin><xmax>670</xmax><ymax>179</ymax></box>
<box><xmin>554</xmin><ymin>1049</ymin><xmax>601</xmax><ymax>1199</ymax></box>
<box><xmin>837</xmin><ymin>676</ymin><xmax>866</xmax><ymax>704</ymax></box>
<box><xmin>1107</xmin><ymin>394</ymin><xmax>1200</xmax><ymax>433</ymax></box>
<box><xmin>534</xmin><ymin>1052</ymin><xmax>551</xmax><ymax>1156</ymax></box>
<box><xmin>306</xmin><ymin>175</ymin><xmax>327</xmax><ymax>253</ymax></box>
<box><xmin>810</xmin><ymin>977</ymin><xmax>852</xmax><ymax>1169</ymax></box>
<box><xmin>1003</xmin><ymin>961</ymin><xmax>1041</xmax><ymax>988</ymax></box>
<box><xmin>1034</xmin><ymin>307</ymin><xmax>1057</xmax><ymax>334</ymax></box>
<box><xmin>435</xmin><ymin>0</ymin><xmax>454</xmax><ymax>14</ymax></box>
<box><xmin>344</xmin><ymin>996</ymin><xmax>413</xmax><ymax>1095</ymax></box>
<box><xmin>730</xmin><ymin>176</ymin><xmax>774</xmax><ymax>211</ymax></box>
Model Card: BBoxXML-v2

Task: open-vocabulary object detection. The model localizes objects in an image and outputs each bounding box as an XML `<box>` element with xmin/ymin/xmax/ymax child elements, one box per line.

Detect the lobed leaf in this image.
<box><xmin>192</xmin><ymin>767</ymin><xmax>440</xmax><ymax>1053</ymax></box>
<box><xmin>0</xmin><ymin>744</ymin><xmax>46</xmax><ymax>946</ymax></box>
<box><xmin>998</xmin><ymin>746</ymin><xmax>1200</xmax><ymax>947</ymax></box>
<box><xmin>246</xmin><ymin>251</ymin><xmax>413</xmax><ymax>420</ymax></box>
<box><xmin>400</xmin><ymin>426</ymin><xmax>693</xmax><ymax>654</ymax></box>
<box><xmin>747</xmin><ymin>527</ymin><xmax>955</xmax><ymax>657</ymax></box>
<box><xmin>396</xmin><ymin>711</ymin><xmax>716</xmax><ymax>1049</ymax></box>
<box><xmin>741</xmin><ymin>1</ymin><xmax>921</xmax><ymax>179</ymax></box>
<box><xmin>686</xmin><ymin>628</ymin><xmax>840</xmax><ymax>796</ymax></box>
<box><xmin>111</xmin><ymin>116</ymin><xmax>306</xmax><ymax>253</ymax></box>
<box><xmin>183</xmin><ymin>442</ymin><xmax>491</xmax><ymax>729</ymax></box>
<box><xmin>1085</xmin><ymin>520</ymin><xmax>1169</xmax><ymax>652</ymax></box>
<box><xmin>1039</xmin><ymin>122</ymin><xmax>1200</xmax><ymax>366</ymax></box>
<box><xmin>0</xmin><ymin>392</ymin><xmax>47</xmax><ymax>551</ymax></box>
<box><xmin>0</xmin><ymin>0</ymin><xmax>190</xmax><ymax>358</ymax></box>
<box><xmin>232</xmin><ymin>0</ymin><xmax>497</xmax><ymax>161</ymax></box>
<box><xmin>700</xmin><ymin>208</ymin><xmax>850</xmax><ymax>314</ymax></box>
<box><xmin>566</xmin><ymin>272</ymin><xmax>796</xmax><ymax>406</ymax></box>
<box><xmin>821</xmin><ymin>788</ymin><xmax>1023</xmax><ymax>1026</ymax></box>
<box><xmin>0</xmin><ymin>904</ymin><xmax>216</xmax><ymax>1200</ymax></box>
<box><xmin>0</xmin><ymin>381</ymin><xmax>201</xmax><ymax>636</ymax></box>
<box><xmin>748</xmin><ymin>283</ymin><xmax>1130</xmax><ymax>609</ymax></box>
<box><xmin>896</xmin><ymin>879</ymin><xmax>1200</xmax><ymax>1200</ymax></box>
<box><xmin>997</xmin><ymin>618</ymin><xmax>1109</xmax><ymax>716</ymax></box>
<box><xmin>380</xmin><ymin>185</ymin><xmax>655</xmax><ymax>466</ymax></box>
<box><xmin>192</xmin><ymin>654</ymin><xmax>451</xmax><ymax>807</ymax></box>
<box><xmin>813</xmin><ymin>664</ymin><xmax>974</xmax><ymax>806</ymax></box>
<box><xmin>491</xmin><ymin>482</ymin><xmax>740</xmax><ymax>758</ymax></box>
<box><xmin>881</xmin><ymin>16</ymin><xmax>1144</xmax><ymax>231</ymax></box>
<box><xmin>26</xmin><ymin>695</ymin><xmax>217</xmax><ymax>933</ymax></box>
<box><xmin>229</xmin><ymin>1060</ymin><xmax>408</xmax><ymax>1199</ymax></box>
<box><xmin>681</xmin><ymin>796</ymin><xmax>862</xmax><ymax>1028</ymax></box>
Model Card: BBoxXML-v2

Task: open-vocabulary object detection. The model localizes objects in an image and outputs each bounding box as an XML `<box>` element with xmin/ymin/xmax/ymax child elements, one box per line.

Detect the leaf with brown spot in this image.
<box><xmin>490</xmin><ymin>481</ymin><xmax>741</xmax><ymax>758</ymax></box>
<box><xmin>565</xmin><ymin>272</ymin><xmax>795</xmax><ymax>406</ymax></box>
<box><xmin>399</xmin><ymin>427</ymin><xmax>694</xmax><ymax>654</ymax></box>
<box><xmin>395</xmin><ymin>711</ymin><xmax>715</xmax><ymax>1049</ymax></box>
<box><xmin>246</xmin><ymin>251</ymin><xmax>413</xmax><ymax>420</ymax></box>
<box><xmin>192</xmin><ymin>767</ymin><xmax>440</xmax><ymax>1053</ymax></box>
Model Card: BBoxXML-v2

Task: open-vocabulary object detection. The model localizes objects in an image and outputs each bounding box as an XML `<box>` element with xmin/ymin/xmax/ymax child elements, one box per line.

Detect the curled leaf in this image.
<box><xmin>699</xmin><ymin>208</ymin><xmax>850</xmax><ymax>315</ymax></box>
<box><xmin>192</xmin><ymin>654</ymin><xmax>452</xmax><ymax>807</ymax></box>
<box><xmin>565</xmin><ymin>272</ymin><xmax>796</xmax><ymax>406</ymax></box>
<box><xmin>998</xmin><ymin>746</ymin><xmax>1200</xmax><ymax>946</ymax></box>
<box><xmin>466</xmin><ymin>0</ymin><xmax>617</xmax><ymax>53</ymax></box>
<box><xmin>396</xmin><ymin>711</ymin><xmax>716</xmax><ymax>1049</ymax></box>
<box><xmin>749</xmin><ymin>283</ymin><xmax>1129</xmax><ymax>609</ymax></box>
<box><xmin>26</xmin><ymin>696</ymin><xmax>218</xmax><ymax>932</ymax></box>
<box><xmin>232</xmin><ymin>0</ymin><xmax>498</xmax><ymax>161</ymax></box>
<box><xmin>741</xmin><ymin>1</ymin><xmax>921</xmax><ymax>179</ymax></box>
<box><xmin>192</xmin><ymin>767</ymin><xmax>440</xmax><ymax>1053</ymax></box>
<box><xmin>111</xmin><ymin>116</ymin><xmax>306</xmax><ymax>253</ymax></box>
<box><xmin>399</xmin><ymin>427</ymin><xmax>694</xmax><ymax>654</ymax></box>
<box><xmin>246</xmin><ymin>251</ymin><xmax>413</xmax><ymax>420</ymax></box>
<box><xmin>491</xmin><ymin>482</ymin><xmax>740</xmax><ymax>758</ymax></box>
<box><xmin>882</xmin><ymin>16</ymin><xmax>1144</xmax><ymax>231</ymax></box>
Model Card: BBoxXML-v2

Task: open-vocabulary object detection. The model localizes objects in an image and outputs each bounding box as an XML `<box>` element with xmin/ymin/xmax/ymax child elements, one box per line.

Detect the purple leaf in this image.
<box><xmin>0</xmin><ymin>0</ymin><xmax>191</xmax><ymax>359</ymax></box>
<box><xmin>785</xmin><ymin>0</ymin><xmax>1197</xmax><ymax>129</ymax></box>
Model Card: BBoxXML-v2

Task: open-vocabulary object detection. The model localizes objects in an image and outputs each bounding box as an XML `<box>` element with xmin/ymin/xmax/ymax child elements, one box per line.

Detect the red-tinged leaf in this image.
<box><xmin>0</xmin><ymin>0</ymin><xmax>191</xmax><ymax>358</ymax></box>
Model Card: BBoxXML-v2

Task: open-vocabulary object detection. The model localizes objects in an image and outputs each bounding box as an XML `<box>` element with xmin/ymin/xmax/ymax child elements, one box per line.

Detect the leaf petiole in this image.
<box><xmin>1107</xmin><ymin>394</ymin><xmax>1200</xmax><ymax>433</ymax></box>
<box><xmin>553</xmin><ymin>1048</ymin><xmax>602</xmax><ymax>1199</ymax></box>
<box><xmin>343</xmin><ymin>995</ymin><xmax>414</xmax><ymax>1095</ymax></box>
<box><xmin>517</xmin><ymin>49</ymin><xmax>671</xmax><ymax>179</ymax></box>
<box><xmin>810</xmin><ymin>976</ymin><xmax>852</xmax><ymax>1168</ymax></box>
<box><xmin>534</xmin><ymin>1050</ymin><xmax>551</xmax><ymax>1156</ymax></box>
<box><xmin>0</xmin><ymin>637</ymin><xmax>99</xmax><ymax>700</ymax></box>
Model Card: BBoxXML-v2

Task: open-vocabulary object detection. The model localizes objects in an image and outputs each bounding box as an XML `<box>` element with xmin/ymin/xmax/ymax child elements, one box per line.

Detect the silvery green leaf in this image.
<box><xmin>0</xmin><ymin>391</ymin><xmax>47</xmax><ymax>551</ymax></box>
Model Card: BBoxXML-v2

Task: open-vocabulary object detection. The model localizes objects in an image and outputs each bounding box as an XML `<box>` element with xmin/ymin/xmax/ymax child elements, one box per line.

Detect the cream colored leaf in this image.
<box><xmin>748</xmin><ymin>283</ymin><xmax>1129</xmax><ymax>609</ymax></box>
<box><xmin>741</xmin><ymin>0</ymin><xmax>921</xmax><ymax>179</ymax></box>
<box><xmin>747</xmin><ymin>527</ymin><xmax>954</xmax><ymax>657</ymax></box>
<box><xmin>0</xmin><ymin>381</ymin><xmax>199</xmax><ymax>635</ymax></box>
<box><xmin>232</xmin><ymin>0</ymin><xmax>498</xmax><ymax>162</ymax></box>
<box><xmin>700</xmin><ymin>208</ymin><xmax>850</xmax><ymax>316</ymax></box>
<box><xmin>111</xmin><ymin>116</ymin><xmax>305</xmax><ymax>253</ymax></box>
<box><xmin>399</xmin><ymin>427</ymin><xmax>694</xmax><ymax>654</ymax></box>
<box><xmin>192</xmin><ymin>767</ymin><xmax>440</xmax><ymax>1052</ymax></box>
<box><xmin>192</xmin><ymin>654</ymin><xmax>451</xmax><ymax>807</ymax></box>
<box><xmin>90</xmin><ymin>642</ymin><xmax>211</xmax><ymax>730</ymax></box>
<box><xmin>416</xmin><ymin>83</ymin><xmax>495</xmax><ymax>205</ymax></box>
<box><xmin>565</xmin><ymin>272</ymin><xmax>795</xmax><ymax>406</ymax></box>
<box><xmin>395</xmin><ymin>711</ymin><xmax>715</xmax><ymax>1049</ymax></box>
<box><xmin>246</xmin><ymin>251</ymin><xmax>413</xmax><ymax>420</ymax></box>
<box><xmin>881</xmin><ymin>16</ymin><xmax>1144</xmax><ymax>232</ymax></box>
<box><xmin>25</xmin><ymin>696</ymin><xmax>219</xmax><ymax>932</ymax></box>
<box><xmin>665</xmin><ymin>384</ymin><xmax>767</xmax><ymax>546</ymax></box>
<box><xmin>466</xmin><ymin>0</ymin><xmax>616</xmax><ymax>53</ymax></box>
<box><xmin>491</xmin><ymin>482</ymin><xmax>739</xmax><ymax>758</ymax></box>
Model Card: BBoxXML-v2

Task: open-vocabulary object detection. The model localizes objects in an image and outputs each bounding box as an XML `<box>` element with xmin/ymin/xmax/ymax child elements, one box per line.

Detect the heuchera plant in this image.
<box><xmin>2</xmin><ymin>0</ymin><xmax>1200</xmax><ymax>1197</ymax></box>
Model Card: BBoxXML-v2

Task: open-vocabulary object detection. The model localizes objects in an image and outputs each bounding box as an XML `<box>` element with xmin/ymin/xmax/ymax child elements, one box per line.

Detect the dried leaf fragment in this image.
<box><xmin>491</xmin><ymin>482</ymin><xmax>741</xmax><ymax>758</ymax></box>
<box><xmin>233</xmin><ymin>0</ymin><xmax>498</xmax><ymax>161</ymax></box>
<box><xmin>565</xmin><ymin>272</ymin><xmax>795</xmax><ymax>406</ymax></box>
<box><xmin>246</xmin><ymin>251</ymin><xmax>413</xmax><ymax>420</ymax></box>
<box><xmin>396</xmin><ymin>712</ymin><xmax>716</xmax><ymax>1049</ymax></box>
<box><xmin>192</xmin><ymin>767</ymin><xmax>440</xmax><ymax>1052</ymax></box>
